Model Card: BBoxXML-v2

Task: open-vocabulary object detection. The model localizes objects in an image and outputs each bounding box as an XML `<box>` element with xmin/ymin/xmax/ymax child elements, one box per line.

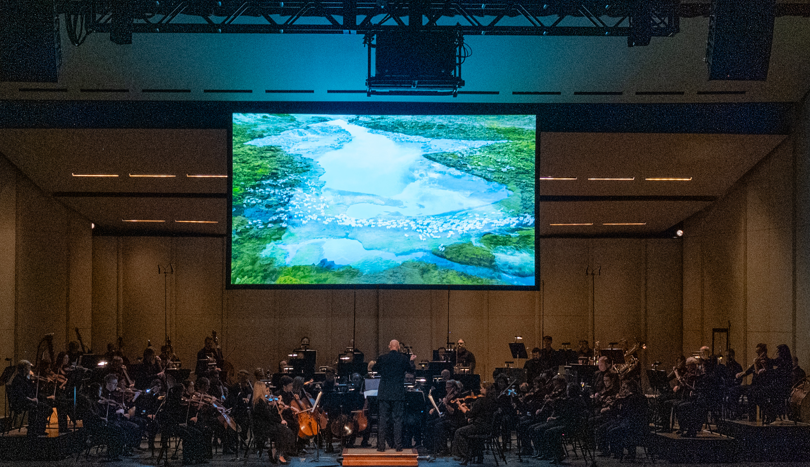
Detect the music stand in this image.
<box><xmin>509</xmin><ymin>343</ymin><xmax>528</xmax><ymax>359</ymax></box>
<box><xmin>647</xmin><ymin>369</ymin><xmax>669</xmax><ymax>394</ymax></box>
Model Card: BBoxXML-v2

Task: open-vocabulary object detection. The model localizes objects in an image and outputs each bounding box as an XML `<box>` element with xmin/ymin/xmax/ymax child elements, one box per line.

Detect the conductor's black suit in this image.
<box><xmin>372</xmin><ymin>350</ymin><xmax>414</xmax><ymax>451</ymax></box>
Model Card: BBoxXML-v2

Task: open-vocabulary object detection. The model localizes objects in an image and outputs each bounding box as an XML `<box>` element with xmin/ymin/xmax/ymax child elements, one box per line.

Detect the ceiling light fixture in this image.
<box><xmin>603</xmin><ymin>222</ymin><xmax>647</xmax><ymax>226</ymax></box>
<box><xmin>129</xmin><ymin>173</ymin><xmax>176</xmax><ymax>178</ymax></box>
<box><xmin>550</xmin><ymin>223</ymin><xmax>593</xmax><ymax>226</ymax></box>
<box><xmin>538</xmin><ymin>177</ymin><xmax>577</xmax><ymax>181</ymax></box>
<box><xmin>645</xmin><ymin>177</ymin><xmax>693</xmax><ymax>181</ymax></box>
<box><xmin>186</xmin><ymin>174</ymin><xmax>228</xmax><ymax>178</ymax></box>
<box><xmin>587</xmin><ymin>177</ymin><xmax>635</xmax><ymax>181</ymax></box>
<box><xmin>174</xmin><ymin>220</ymin><xmax>219</xmax><ymax>224</ymax></box>
<box><xmin>71</xmin><ymin>173</ymin><xmax>119</xmax><ymax>177</ymax></box>
<box><xmin>122</xmin><ymin>219</ymin><xmax>166</xmax><ymax>223</ymax></box>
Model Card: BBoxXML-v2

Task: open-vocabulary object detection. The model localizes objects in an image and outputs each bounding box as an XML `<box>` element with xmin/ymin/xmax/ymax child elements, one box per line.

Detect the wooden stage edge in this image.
<box><xmin>341</xmin><ymin>447</ymin><xmax>419</xmax><ymax>466</ymax></box>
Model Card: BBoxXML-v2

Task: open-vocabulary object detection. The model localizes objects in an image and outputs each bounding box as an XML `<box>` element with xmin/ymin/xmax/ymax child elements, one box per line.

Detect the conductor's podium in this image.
<box><xmin>341</xmin><ymin>447</ymin><xmax>419</xmax><ymax>466</ymax></box>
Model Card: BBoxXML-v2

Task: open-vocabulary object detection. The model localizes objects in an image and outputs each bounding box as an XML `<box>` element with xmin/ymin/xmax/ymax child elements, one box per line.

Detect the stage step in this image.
<box><xmin>342</xmin><ymin>447</ymin><xmax>419</xmax><ymax>466</ymax></box>
<box><xmin>718</xmin><ymin>419</ymin><xmax>810</xmax><ymax>462</ymax></box>
<box><xmin>649</xmin><ymin>430</ymin><xmax>737</xmax><ymax>463</ymax></box>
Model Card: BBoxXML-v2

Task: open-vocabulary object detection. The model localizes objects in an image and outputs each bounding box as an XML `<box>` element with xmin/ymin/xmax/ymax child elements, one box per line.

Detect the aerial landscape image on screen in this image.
<box><xmin>231</xmin><ymin>113</ymin><xmax>536</xmax><ymax>286</ymax></box>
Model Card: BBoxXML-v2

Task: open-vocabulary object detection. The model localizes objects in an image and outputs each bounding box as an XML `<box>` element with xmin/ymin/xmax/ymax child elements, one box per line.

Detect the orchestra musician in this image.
<box><xmin>136</xmin><ymin>347</ymin><xmax>164</xmax><ymax>389</ymax></box>
<box><xmin>277</xmin><ymin>375</ymin><xmax>301</xmax><ymax>450</ymax></box>
<box><xmin>229</xmin><ymin>369</ymin><xmax>253</xmax><ymax>449</ymax></box>
<box><xmin>195</xmin><ymin>336</ymin><xmax>223</xmax><ymax>378</ymax></box>
<box><xmin>736</xmin><ymin>343</ymin><xmax>772</xmax><ymax>422</ymax></box>
<box><xmin>523</xmin><ymin>348</ymin><xmax>544</xmax><ymax>386</ymax></box>
<box><xmin>252</xmin><ymin>379</ymin><xmax>295</xmax><ymax>464</ymax></box>
<box><xmin>77</xmin><ymin>382</ymin><xmax>131</xmax><ymax>461</ymax></box>
<box><xmin>159</xmin><ymin>342</ymin><xmax>180</xmax><ymax>368</ymax></box>
<box><xmin>372</xmin><ymin>339</ymin><xmax>416</xmax><ymax>452</ymax></box>
<box><xmin>536</xmin><ymin>383</ymin><xmax>588</xmax><ymax>462</ymax></box>
<box><xmin>158</xmin><ymin>383</ymin><xmax>209</xmax><ymax>465</ymax></box>
<box><xmin>8</xmin><ymin>360</ymin><xmax>52</xmax><ymax>437</ymax></box>
<box><xmin>451</xmin><ymin>383</ymin><xmax>497</xmax><ymax>465</ymax></box>
<box><xmin>106</xmin><ymin>355</ymin><xmax>134</xmax><ymax>388</ymax></box>
<box><xmin>426</xmin><ymin>379</ymin><xmax>465</xmax><ymax>458</ymax></box>
<box><xmin>402</xmin><ymin>371</ymin><xmax>426</xmax><ymax>449</ymax></box>
<box><xmin>603</xmin><ymin>379</ymin><xmax>648</xmax><ymax>460</ymax></box>
<box><xmin>673</xmin><ymin>357</ymin><xmax>706</xmax><ymax>437</ymax></box>
<box><xmin>99</xmin><ymin>373</ymin><xmax>143</xmax><ymax>454</ymax></box>
<box><xmin>52</xmin><ymin>351</ymin><xmax>75</xmax><ymax>433</ymax></box>
<box><xmin>455</xmin><ymin>339</ymin><xmax>476</xmax><ymax>373</ymax></box>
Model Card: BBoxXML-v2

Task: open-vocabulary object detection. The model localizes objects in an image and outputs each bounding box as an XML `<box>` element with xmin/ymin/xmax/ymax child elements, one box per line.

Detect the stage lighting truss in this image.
<box><xmin>60</xmin><ymin>0</ymin><xmax>684</xmax><ymax>44</ymax></box>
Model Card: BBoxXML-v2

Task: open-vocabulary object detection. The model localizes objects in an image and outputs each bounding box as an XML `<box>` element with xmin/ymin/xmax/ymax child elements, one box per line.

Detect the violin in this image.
<box><xmin>189</xmin><ymin>392</ymin><xmax>237</xmax><ymax>431</ymax></box>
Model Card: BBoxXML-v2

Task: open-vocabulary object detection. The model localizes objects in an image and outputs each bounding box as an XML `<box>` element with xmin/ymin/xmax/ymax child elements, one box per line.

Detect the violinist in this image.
<box><xmin>134</xmin><ymin>378</ymin><xmax>165</xmax><ymax>454</ymax></box>
<box><xmin>494</xmin><ymin>374</ymin><xmax>518</xmax><ymax>451</ymax></box>
<box><xmin>228</xmin><ymin>369</ymin><xmax>253</xmax><ymax>447</ymax></box>
<box><xmin>78</xmin><ymin>382</ymin><xmax>130</xmax><ymax>461</ymax></box>
<box><xmin>99</xmin><ymin>373</ymin><xmax>143</xmax><ymax>454</ymax></box>
<box><xmin>526</xmin><ymin>375</ymin><xmax>566</xmax><ymax>457</ymax></box>
<box><xmin>673</xmin><ymin>357</ymin><xmax>705</xmax><ymax>437</ymax></box>
<box><xmin>515</xmin><ymin>375</ymin><xmax>549</xmax><ymax>456</ymax></box>
<box><xmin>8</xmin><ymin>360</ymin><xmax>51</xmax><ymax>437</ymax></box>
<box><xmin>603</xmin><ymin>379</ymin><xmax>648</xmax><ymax>460</ymax></box>
<box><xmin>736</xmin><ymin>342</ymin><xmax>772</xmax><ymax>422</ymax></box>
<box><xmin>536</xmin><ymin>383</ymin><xmax>589</xmax><ymax>462</ymax></box>
<box><xmin>187</xmin><ymin>377</ymin><xmax>216</xmax><ymax>459</ymax></box>
<box><xmin>451</xmin><ymin>383</ymin><xmax>497</xmax><ymax>465</ymax></box>
<box><xmin>252</xmin><ymin>380</ymin><xmax>294</xmax><ymax>464</ymax></box>
<box><xmin>656</xmin><ymin>355</ymin><xmax>685</xmax><ymax>432</ymax></box>
<box><xmin>158</xmin><ymin>384</ymin><xmax>208</xmax><ymax>465</ymax></box>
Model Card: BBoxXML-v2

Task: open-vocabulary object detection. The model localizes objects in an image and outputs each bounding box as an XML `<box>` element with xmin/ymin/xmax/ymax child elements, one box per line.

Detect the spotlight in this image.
<box><xmin>676</xmin><ymin>230</ymin><xmax>684</xmax><ymax>237</ymax></box>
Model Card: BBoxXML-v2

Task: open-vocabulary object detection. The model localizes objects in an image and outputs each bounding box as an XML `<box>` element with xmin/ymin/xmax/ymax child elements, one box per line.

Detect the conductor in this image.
<box><xmin>372</xmin><ymin>339</ymin><xmax>416</xmax><ymax>452</ymax></box>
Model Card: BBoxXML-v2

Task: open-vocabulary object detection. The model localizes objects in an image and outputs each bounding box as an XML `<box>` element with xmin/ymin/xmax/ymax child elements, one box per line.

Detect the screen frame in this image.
<box><xmin>227</xmin><ymin>103</ymin><xmax>539</xmax><ymax>291</ymax></box>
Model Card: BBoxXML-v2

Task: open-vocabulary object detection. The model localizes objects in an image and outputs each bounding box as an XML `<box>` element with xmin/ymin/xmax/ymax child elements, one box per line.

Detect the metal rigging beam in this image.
<box><xmin>60</xmin><ymin>0</ymin><xmax>682</xmax><ymax>40</ymax></box>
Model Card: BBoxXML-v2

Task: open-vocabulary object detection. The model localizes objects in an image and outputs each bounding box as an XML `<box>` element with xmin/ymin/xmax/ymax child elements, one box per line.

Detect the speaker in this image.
<box><xmin>0</xmin><ymin>0</ymin><xmax>61</xmax><ymax>82</ymax></box>
<box><xmin>375</xmin><ymin>31</ymin><xmax>457</xmax><ymax>79</ymax></box>
<box><xmin>706</xmin><ymin>0</ymin><xmax>775</xmax><ymax>81</ymax></box>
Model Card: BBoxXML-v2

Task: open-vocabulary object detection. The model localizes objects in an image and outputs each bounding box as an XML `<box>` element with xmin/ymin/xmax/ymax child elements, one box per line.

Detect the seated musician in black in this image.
<box><xmin>8</xmin><ymin>360</ymin><xmax>52</xmax><ymax>437</ymax></box>
<box><xmin>134</xmin><ymin>378</ymin><xmax>165</xmax><ymax>454</ymax></box>
<box><xmin>344</xmin><ymin>373</ymin><xmax>371</xmax><ymax>448</ymax></box>
<box><xmin>252</xmin><ymin>380</ymin><xmax>295</xmax><ymax>464</ymax></box>
<box><xmin>451</xmin><ymin>383</ymin><xmax>497</xmax><ymax>465</ymax></box>
<box><xmin>673</xmin><ymin>357</ymin><xmax>705</xmax><ymax>437</ymax></box>
<box><xmin>195</xmin><ymin>337</ymin><xmax>223</xmax><ymax>378</ymax></box>
<box><xmin>99</xmin><ymin>373</ymin><xmax>143</xmax><ymax>455</ymax></box>
<box><xmin>228</xmin><ymin>369</ymin><xmax>253</xmax><ymax>450</ymax></box>
<box><xmin>425</xmin><ymin>379</ymin><xmax>466</xmax><ymax>457</ymax></box>
<box><xmin>516</xmin><ymin>374</ymin><xmax>550</xmax><ymax>455</ymax></box>
<box><xmin>736</xmin><ymin>343</ymin><xmax>772</xmax><ymax>422</ymax></box>
<box><xmin>538</xmin><ymin>383</ymin><xmax>589</xmax><ymax>462</ymax></box>
<box><xmin>277</xmin><ymin>375</ymin><xmax>301</xmax><ymax>450</ymax></box>
<box><xmin>158</xmin><ymin>383</ymin><xmax>208</xmax><ymax>465</ymax></box>
<box><xmin>187</xmin><ymin>377</ymin><xmax>218</xmax><ymax>458</ymax></box>
<box><xmin>77</xmin><ymin>382</ymin><xmax>130</xmax><ymax>460</ymax></box>
<box><xmin>528</xmin><ymin>375</ymin><xmax>567</xmax><ymax>457</ymax></box>
<box><xmin>604</xmin><ymin>379</ymin><xmax>648</xmax><ymax>459</ymax></box>
<box><xmin>403</xmin><ymin>371</ymin><xmax>426</xmax><ymax>449</ymax></box>
<box><xmin>136</xmin><ymin>347</ymin><xmax>164</xmax><ymax>390</ymax></box>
